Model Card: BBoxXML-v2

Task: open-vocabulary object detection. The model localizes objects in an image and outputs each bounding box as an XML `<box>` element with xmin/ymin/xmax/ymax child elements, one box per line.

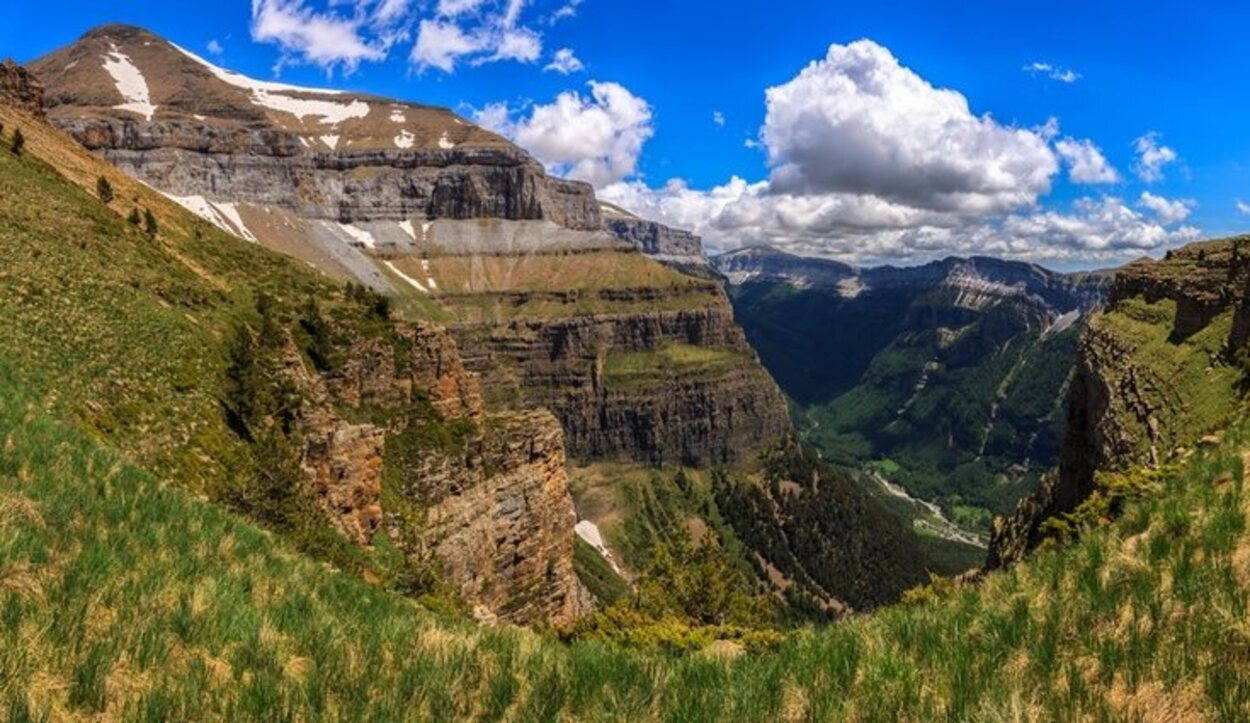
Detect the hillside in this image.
<box><xmin>5</xmin><ymin>293</ymin><xmax>1250</xmax><ymax>720</ymax></box>
<box><xmin>992</xmin><ymin>236</ymin><xmax>1250</xmax><ymax>566</ymax></box>
<box><xmin>0</xmin><ymin>41</ymin><xmax>948</xmax><ymax>629</ymax></box>
<box><xmin>716</xmin><ymin>247</ymin><xmax>1109</xmax><ymax>562</ymax></box>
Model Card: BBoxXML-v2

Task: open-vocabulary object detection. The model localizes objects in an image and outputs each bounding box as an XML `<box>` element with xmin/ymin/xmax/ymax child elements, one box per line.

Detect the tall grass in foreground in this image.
<box><xmin>5</xmin><ymin>363</ymin><xmax>1250</xmax><ymax>720</ymax></box>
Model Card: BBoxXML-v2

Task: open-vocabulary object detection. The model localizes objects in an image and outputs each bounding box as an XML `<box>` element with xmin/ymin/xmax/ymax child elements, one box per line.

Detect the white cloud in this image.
<box><xmin>584</xmin><ymin>40</ymin><xmax>1199</xmax><ymax>265</ymax></box>
<box><xmin>474</xmin><ymin>81</ymin><xmax>653</xmax><ymax>187</ymax></box>
<box><xmin>249</xmin><ymin>0</ymin><xmax>391</xmax><ymax>73</ymax></box>
<box><xmin>549</xmin><ymin>0</ymin><xmax>581</xmax><ymax>23</ymax></box>
<box><xmin>1024</xmin><ymin>61</ymin><xmax>1081</xmax><ymax>83</ymax></box>
<box><xmin>411</xmin><ymin>0</ymin><xmax>550</xmax><ymax>72</ymax></box>
<box><xmin>1238</xmin><ymin>200</ymin><xmax>1250</xmax><ymax>216</ymax></box>
<box><xmin>544</xmin><ymin>47</ymin><xmax>584</xmax><ymax>74</ymax></box>
<box><xmin>1054</xmin><ymin>137</ymin><xmax>1119</xmax><ymax>184</ymax></box>
<box><xmin>1133</xmin><ymin>132</ymin><xmax>1178</xmax><ymax>183</ymax></box>
<box><xmin>712</xmin><ymin>110</ymin><xmax>725</xmax><ymax>127</ymax></box>
<box><xmin>247</xmin><ymin>0</ymin><xmax>557</xmax><ymax>74</ymax></box>
<box><xmin>1138</xmin><ymin>192</ymin><xmax>1194</xmax><ymax>224</ymax></box>
<box><xmin>411</xmin><ymin>19</ymin><xmax>481</xmax><ymax>72</ymax></box>
<box><xmin>206</xmin><ymin>39</ymin><xmax>225</xmax><ymax>56</ymax></box>
<box><xmin>761</xmin><ymin>40</ymin><xmax>1057</xmax><ymax>215</ymax></box>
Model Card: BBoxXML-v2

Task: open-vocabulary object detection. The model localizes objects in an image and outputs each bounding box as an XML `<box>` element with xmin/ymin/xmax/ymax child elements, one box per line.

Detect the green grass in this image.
<box><xmin>6</xmin><ymin>356</ymin><xmax>1250</xmax><ymax>719</ymax></box>
<box><xmin>603</xmin><ymin>343</ymin><xmax>751</xmax><ymax>388</ymax></box>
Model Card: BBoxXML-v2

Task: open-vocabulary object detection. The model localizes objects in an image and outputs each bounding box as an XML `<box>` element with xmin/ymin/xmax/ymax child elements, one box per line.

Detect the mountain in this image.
<box><xmin>6</xmin><ymin>24</ymin><xmax>955</xmax><ymax>628</ymax></box>
<box><xmin>714</xmin><ymin>246</ymin><xmax>1110</xmax><ymax>557</ymax></box>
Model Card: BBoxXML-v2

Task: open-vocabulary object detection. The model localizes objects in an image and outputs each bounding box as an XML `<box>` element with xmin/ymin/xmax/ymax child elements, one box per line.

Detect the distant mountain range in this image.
<box><xmin>713</xmin><ymin>246</ymin><xmax>1111</xmax><ymax>548</ymax></box>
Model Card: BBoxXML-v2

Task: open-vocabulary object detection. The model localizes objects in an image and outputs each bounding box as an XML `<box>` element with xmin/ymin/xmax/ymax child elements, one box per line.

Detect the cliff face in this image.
<box><xmin>285</xmin><ymin>323</ymin><xmax>585</xmax><ymax>626</ymax></box>
<box><xmin>0</xmin><ymin>60</ymin><xmax>44</xmax><ymax>118</ymax></box>
<box><xmin>30</xmin><ymin>25</ymin><xmax>600</xmax><ymax>230</ymax></box>
<box><xmin>988</xmin><ymin>237</ymin><xmax>1250</xmax><ymax>567</ymax></box>
<box><xmin>452</xmin><ymin>289</ymin><xmax>791</xmax><ymax>466</ymax></box>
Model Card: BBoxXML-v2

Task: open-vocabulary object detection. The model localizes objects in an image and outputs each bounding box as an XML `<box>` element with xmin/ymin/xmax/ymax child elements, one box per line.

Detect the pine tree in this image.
<box><xmin>224</xmin><ymin>324</ymin><xmax>263</xmax><ymax>435</ymax></box>
<box><xmin>127</xmin><ymin>208</ymin><xmax>141</xmax><ymax>226</ymax></box>
<box><xmin>300</xmin><ymin>295</ymin><xmax>337</xmax><ymax>372</ymax></box>
<box><xmin>10</xmin><ymin>128</ymin><xmax>24</xmax><ymax>155</ymax></box>
<box><xmin>96</xmin><ymin>176</ymin><xmax>114</xmax><ymax>204</ymax></box>
<box><xmin>143</xmin><ymin>208</ymin><xmax>158</xmax><ymax>238</ymax></box>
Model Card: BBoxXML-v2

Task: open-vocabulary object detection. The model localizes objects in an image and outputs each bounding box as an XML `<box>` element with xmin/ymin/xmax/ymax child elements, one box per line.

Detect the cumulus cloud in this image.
<box><xmin>1054</xmin><ymin>137</ymin><xmax>1119</xmax><ymax>184</ymax></box>
<box><xmin>1138</xmin><ymin>192</ymin><xmax>1194</xmax><ymax>225</ymax></box>
<box><xmin>544</xmin><ymin>48</ymin><xmax>584</xmax><ymax>74</ymax></box>
<box><xmin>474</xmin><ymin>81</ymin><xmax>653</xmax><ymax>187</ymax></box>
<box><xmin>1023</xmin><ymin>61</ymin><xmax>1081</xmax><ymax>83</ymax></box>
<box><xmin>584</xmin><ymin>40</ymin><xmax>1199</xmax><ymax>265</ymax></box>
<box><xmin>760</xmin><ymin>40</ymin><xmax>1058</xmax><ymax>216</ymax></box>
<box><xmin>206</xmin><ymin>39</ymin><xmax>225</xmax><ymax>56</ymax></box>
<box><xmin>1133</xmin><ymin>132</ymin><xmax>1179</xmax><ymax>183</ymax></box>
<box><xmin>712</xmin><ymin>110</ymin><xmax>725</xmax><ymax>127</ymax></box>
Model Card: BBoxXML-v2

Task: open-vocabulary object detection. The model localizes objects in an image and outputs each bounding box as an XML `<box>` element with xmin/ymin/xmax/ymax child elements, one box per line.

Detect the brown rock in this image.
<box><xmin>0</xmin><ymin>60</ymin><xmax>44</xmax><ymax>118</ymax></box>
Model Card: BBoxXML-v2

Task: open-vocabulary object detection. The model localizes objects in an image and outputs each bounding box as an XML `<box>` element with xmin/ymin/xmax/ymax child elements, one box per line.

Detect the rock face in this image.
<box><xmin>453</xmin><ymin>290</ymin><xmax>791</xmax><ymax>467</ymax></box>
<box><xmin>30</xmin><ymin>25</ymin><xmax>600</xmax><ymax>230</ymax></box>
<box><xmin>988</xmin><ymin>236</ymin><xmax>1250</xmax><ymax>567</ymax></box>
<box><xmin>0</xmin><ymin>60</ymin><xmax>44</xmax><ymax>118</ymax></box>
<box><xmin>284</xmin><ymin>323</ymin><xmax>585</xmax><ymax>626</ymax></box>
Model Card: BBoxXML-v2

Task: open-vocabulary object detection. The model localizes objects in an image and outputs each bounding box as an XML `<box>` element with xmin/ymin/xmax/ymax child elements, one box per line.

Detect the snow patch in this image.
<box><xmin>389</xmin><ymin>109</ymin><xmax>406</xmax><ymax>123</ymax></box>
<box><xmin>399</xmin><ymin>220</ymin><xmax>417</xmax><ymax>240</ymax></box>
<box><xmin>421</xmin><ymin>221</ymin><xmax>432</xmax><ymax>240</ymax></box>
<box><xmin>170</xmin><ymin>42</ymin><xmax>369</xmax><ymax>125</ymax></box>
<box><xmin>338</xmin><ymin>223</ymin><xmax>376</xmax><ymax>249</ymax></box>
<box><xmin>101</xmin><ymin>45</ymin><xmax>157</xmax><ymax>121</ymax></box>
<box><xmin>575</xmin><ymin>520</ymin><xmax>623</xmax><ymax>574</ymax></box>
<box><xmin>321</xmin><ymin>135</ymin><xmax>340</xmax><ymax>150</ymax></box>
<box><xmin>394</xmin><ymin>129</ymin><xmax>415</xmax><ymax>149</ymax></box>
<box><xmin>161</xmin><ymin>193</ymin><xmax>259</xmax><ymax>242</ymax></box>
<box><xmin>437</xmin><ymin>132</ymin><xmax>455</xmax><ymax>149</ymax></box>
<box><xmin>298</xmin><ymin>137</ymin><xmax>311</xmax><ymax>148</ymax></box>
<box><xmin>212</xmin><ymin>202</ymin><xmax>257</xmax><ymax>242</ymax></box>
<box><xmin>383</xmin><ymin>260</ymin><xmax>428</xmax><ymax>293</ymax></box>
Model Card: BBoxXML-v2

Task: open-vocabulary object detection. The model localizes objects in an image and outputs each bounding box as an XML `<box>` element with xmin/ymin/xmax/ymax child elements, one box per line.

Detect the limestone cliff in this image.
<box><xmin>282</xmin><ymin>322</ymin><xmax>586</xmax><ymax>626</ymax></box>
<box><xmin>451</xmin><ymin>287</ymin><xmax>791</xmax><ymax>467</ymax></box>
<box><xmin>988</xmin><ymin>237</ymin><xmax>1250</xmax><ymax>567</ymax></box>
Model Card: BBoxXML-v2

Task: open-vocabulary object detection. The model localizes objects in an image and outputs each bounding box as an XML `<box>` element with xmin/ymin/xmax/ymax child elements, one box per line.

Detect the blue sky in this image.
<box><xmin>4</xmin><ymin>0</ymin><xmax>1247</xmax><ymax>268</ymax></box>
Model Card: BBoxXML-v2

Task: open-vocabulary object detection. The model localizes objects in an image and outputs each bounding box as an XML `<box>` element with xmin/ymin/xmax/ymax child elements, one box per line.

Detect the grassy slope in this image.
<box><xmin>6</xmin><ymin>355</ymin><xmax>1250</xmax><ymax>720</ymax></box>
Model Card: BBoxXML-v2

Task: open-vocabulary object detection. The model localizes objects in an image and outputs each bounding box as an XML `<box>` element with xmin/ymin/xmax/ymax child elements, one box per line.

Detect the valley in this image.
<box><xmin>4</xmin><ymin>14</ymin><xmax>1250</xmax><ymax>721</ymax></box>
<box><xmin>717</xmin><ymin>246</ymin><xmax>1110</xmax><ymax>562</ymax></box>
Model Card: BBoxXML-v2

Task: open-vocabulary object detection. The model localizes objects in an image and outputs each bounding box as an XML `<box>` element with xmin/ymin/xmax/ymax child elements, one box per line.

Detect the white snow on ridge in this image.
<box><xmin>170</xmin><ymin>42</ymin><xmax>369</xmax><ymax>125</ymax></box>
<box><xmin>437</xmin><ymin>132</ymin><xmax>455</xmax><ymax>149</ymax></box>
<box><xmin>338</xmin><ymin>223</ymin><xmax>377</xmax><ymax>249</ymax></box>
<box><xmin>383</xmin><ymin>260</ymin><xmax>428</xmax><ymax>293</ymax></box>
<box><xmin>394</xmin><ymin>129</ymin><xmax>415</xmax><ymax>149</ymax></box>
<box><xmin>321</xmin><ymin>135</ymin><xmax>340</xmax><ymax>150</ymax></box>
<box><xmin>102</xmin><ymin>45</ymin><xmax>157</xmax><ymax>121</ymax></box>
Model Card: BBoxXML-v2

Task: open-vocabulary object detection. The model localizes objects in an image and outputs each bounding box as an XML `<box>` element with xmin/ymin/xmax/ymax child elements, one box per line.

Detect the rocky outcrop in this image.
<box><xmin>604</xmin><ymin>217</ymin><xmax>704</xmax><ymax>257</ymax></box>
<box><xmin>50</xmin><ymin>117</ymin><xmax>601</xmax><ymax>229</ymax></box>
<box><xmin>988</xmin><ymin>236</ymin><xmax>1250</xmax><ymax>568</ymax></box>
<box><xmin>283</xmin><ymin>322</ymin><xmax>585</xmax><ymax>626</ymax></box>
<box><xmin>0</xmin><ymin>60</ymin><xmax>44</xmax><ymax>118</ymax></box>
<box><xmin>453</xmin><ymin>293</ymin><xmax>792</xmax><ymax>467</ymax></box>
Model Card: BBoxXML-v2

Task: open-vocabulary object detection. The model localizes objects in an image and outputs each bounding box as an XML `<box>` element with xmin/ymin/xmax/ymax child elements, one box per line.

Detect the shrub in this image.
<box><xmin>10</xmin><ymin>128</ymin><xmax>24</xmax><ymax>155</ymax></box>
<box><xmin>96</xmin><ymin>176</ymin><xmax>114</xmax><ymax>204</ymax></box>
<box><xmin>143</xmin><ymin>208</ymin><xmax>158</xmax><ymax>238</ymax></box>
<box><xmin>127</xmin><ymin>208</ymin><xmax>141</xmax><ymax>226</ymax></box>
